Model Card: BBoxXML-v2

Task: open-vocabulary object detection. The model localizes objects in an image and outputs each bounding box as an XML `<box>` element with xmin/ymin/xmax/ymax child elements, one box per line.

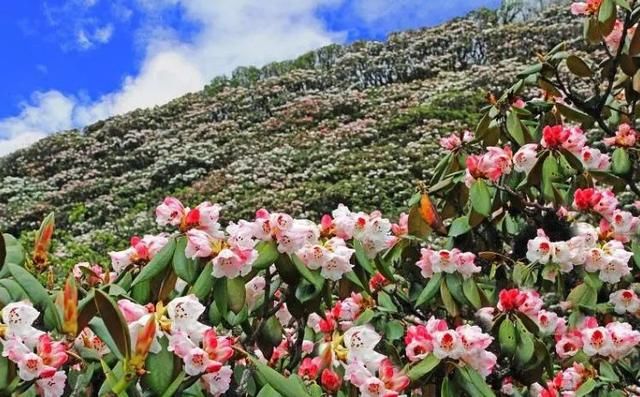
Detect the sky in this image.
<box><xmin>0</xmin><ymin>0</ymin><xmax>501</xmax><ymax>155</ymax></box>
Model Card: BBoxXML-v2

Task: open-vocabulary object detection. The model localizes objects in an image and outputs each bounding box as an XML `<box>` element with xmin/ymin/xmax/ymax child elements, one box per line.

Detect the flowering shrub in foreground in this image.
<box><xmin>4</xmin><ymin>2</ymin><xmax>640</xmax><ymax>396</ymax></box>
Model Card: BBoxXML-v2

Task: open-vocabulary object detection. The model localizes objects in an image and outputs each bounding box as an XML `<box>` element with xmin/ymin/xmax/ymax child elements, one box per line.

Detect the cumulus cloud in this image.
<box><xmin>0</xmin><ymin>91</ymin><xmax>76</xmax><ymax>156</ymax></box>
<box><xmin>1</xmin><ymin>0</ymin><xmax>347</xmax><ymax>155</ymax></box>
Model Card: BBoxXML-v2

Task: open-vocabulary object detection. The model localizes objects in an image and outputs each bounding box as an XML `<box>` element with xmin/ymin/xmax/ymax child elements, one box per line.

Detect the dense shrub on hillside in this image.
<box><xmin>2</xmin><ymin>1</ymin><xmax>640</xmax><ymax>396</ymax></box>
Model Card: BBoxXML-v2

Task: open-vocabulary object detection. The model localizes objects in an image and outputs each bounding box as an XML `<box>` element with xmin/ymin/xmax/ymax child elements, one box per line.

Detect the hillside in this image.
<box><xmin>0</xmin><ymin>5</ymin><xmax>580</xmax><ymax>269</ymax></box>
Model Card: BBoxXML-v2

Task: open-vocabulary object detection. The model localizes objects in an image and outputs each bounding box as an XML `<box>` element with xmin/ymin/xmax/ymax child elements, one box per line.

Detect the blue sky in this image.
<box><xmin>0</xmin><ymin>0</ymin><xmax>500</xmax><ymax>155</ymax></box>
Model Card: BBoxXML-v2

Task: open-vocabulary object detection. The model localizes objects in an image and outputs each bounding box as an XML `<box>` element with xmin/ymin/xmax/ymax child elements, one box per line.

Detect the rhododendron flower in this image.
<box><xmin>432</xmin><ymin>329</ymin><xmax>464</xmax><ymax>359</ymax></box>
<box><xmin>369</xmin><ymin>272</ymin><xmax>389</xmax><ymax>291</ymax></box>
<box><xmin>555</xmin><ymin>332</ymin><xmax>583</xmax><ymax>359</ymax></box>
<box><xmin>573</xmin><ymin>188</ymin><xmax>602</xmax><ymax>211</ymax></box>
<box><xmin>343</xmin><ymin>326</ymin><xmax>385</xmax><ymax>370</ymax></box>
<box><xmin>580</xmin><ymin>146</ymin><xmax>610</xmax><ymax>170</ymax></box>
<box><xmin>185</xmin><ymin>229</ymin><xmax>220</xmax><ymax>259</ymax></box>
<box><xmin>298</xmin><ymin>237</ymin><xmax>354</xmax><ymax>281</ymax></box>
<box><xmin>109</xmin><ymin>234</ymin><xmax>169</xmax><ymax>273</ymax></box>
<box><xmin>604</xmin><ymin>20</ymin><xmax>636</xmax><ymax>52</ymax></box>
<box><xmin>606</xmin><ymin>321</ymin><xmax>640</xmax><ymax>359</ymax></box>
<box><xmin>245</xmin><ymin>276</ymin><xmax>266</xmax><ymax>311</ymax></box>
<box><xmin>166</xmin><ymin>295</ymin><xmax>210</xmax><ymax>342</ymax></box>
<box><xmin>211</xmin><ymin>247</ymin><xmax>257</xmax><ymax>279</ymax></box>
<box><xmin>346</xmin><ymin>358</ymin><xmax>409</xmax><ymax>397</ymax></box>
<box><xmin>35</xmin><ymin>371</ymin><xmax>67</xmax><ymax>397</ymax></box>
<box><xmin>75</xmin><ymin>328</ymin><xmax>109</xmax><ymax>357</ymax></box>
<box><xmin>439</xmin><ymin>133</ymin><xmax>462</xmax><ymax>150</ymax></box>
<box><xmin>457</xmin><ymin>324</ymin><xmax>497</xmax><ymax>377</ymax></box>
<box><xmin>201</xmin><ymin>366</ymin><xmax>233</xmax><ymax>396</ymax></box>
<box><xmin>169</xmin><ymin>329</ymin><xmax>233</xmax><ymax>376</ymax></box>
<box><xmin>156</xmin><ymin>197</ymin><xmax>186</xmax><ymax>227</ymax></box>
<box><xmin>391</xmin><ymin>213</ymin><xmax>408</xmax><ymax>236</ymax></box>
<box><xmin>605</xmin><ymin>123</ymin><xmax>638</xmax><ymax>147</ymax></box>
<box><xmin>4</xmin><ymin>334</ymin><xmax>67</xmax><ymax>381</ymax></box>
<box><xmin>1</xmin><ymin>301</ymin><xmax>44</xmax><ymax>348</ymax></box>
<box><xmin>321</xmin><ymin>368</ymin><xmax>342</xmax><ymax>393</ymax></box>
<box><xmin>226</xmin><ymin>220</ymin><xmax>258</xmax><ymax>250</ymax></box>
<box><xmin>416</xmin><ymin>248</ymin><xmax>480</xmax><ymax>278</ymax></box>
<box><xmin>536</xmin><ymin>310</ymin><xmax>566</xmax><ymax>336</ymax></box>
<box><xmin>610</xmin><ymin>289</ymin><xmax>640</xmax><ymax>314</ymax></box>
<box><xmin>581</xmin><ymin>326</ymin><xmax>613</xmax><ymax>356</ymax></box>
<box><xmin>609</xmin><ymin>210</ymin><xmax>640</xmax><ymax>242</ymax></box>
<box><xmin>570</xmin><ymin>0</ymin><xmax>602</xmax><ymax>16</ymax></box>
<box><xmin>541</xmin><ymin>125</ymin><xmax>570</xmax><ymax>148</ymax></box>
<box><xmin>465</xmin><ymin>146</ymin><xmax>512</xmax><ymax>186</ymax></box>
<box><xmin>513</xmin><ymin>143</ymin><xmax>538</xmax><ymax>173</ymax></box>
<box><xmin>298</xmin><ymin>357</ymin><xmax>321</xmax><ymax>379</ymax></box>
<box><xmin>497</xmin><ymin>289</ymin><xmax>542</xmax><ymax>316</ymax></box>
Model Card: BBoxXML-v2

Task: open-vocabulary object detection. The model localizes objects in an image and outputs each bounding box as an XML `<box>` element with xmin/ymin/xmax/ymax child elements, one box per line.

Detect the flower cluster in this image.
<box><xmin>415</xmin><ymin>248</ymin><xmax>480</xmax><ymax>279</ymax></box>
<box><xmin>439</xmin><ymin>130</ymin><xmax>473</xmax><ymax>151</ymax></box>
<box><xmin>526</xmin><ymin>225</ymin><xmax>634</xmax><ymax>283</ymax></box>
<box><xmin>404</xmin><ymin>317</ymin><xmax>496</xmax><ymax>377</ymax></box>
<box><xmin>555</xmin><ymin>317</ymin><xmax>640</xmax><ymax>360</ymax></box>
<box><xmin>464</xmin><ymin>146</ymin><xmax>512</xmax><ymax>187</ymax></box>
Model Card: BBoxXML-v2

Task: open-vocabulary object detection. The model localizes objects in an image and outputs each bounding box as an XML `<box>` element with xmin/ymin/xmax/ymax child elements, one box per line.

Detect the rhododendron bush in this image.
<box><xmin>6</xmin><ymin>3</ymin><xmax>640</xmax><ymax>397</ymax></box>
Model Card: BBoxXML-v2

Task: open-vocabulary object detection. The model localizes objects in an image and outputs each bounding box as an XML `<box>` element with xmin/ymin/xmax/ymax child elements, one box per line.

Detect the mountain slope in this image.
<box><xmin>0</xmin><ymin>6</ymin><xmax>580</xmax><ymax>268</ymax></box>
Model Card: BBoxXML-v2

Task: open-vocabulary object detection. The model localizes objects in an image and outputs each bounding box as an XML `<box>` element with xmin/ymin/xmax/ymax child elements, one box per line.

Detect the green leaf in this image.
<box><xmin>290</xmin><ymin>254</ymin><xmax>325</xmax><ymax>291</ymax></box>
<box><xmin>515</xmin><ymin>317</ymin><xmax>535</xmax><ymax>366</ymax></box>
<box><xmin>89</xmin><ymin>318</ymin><xmax>125</xmax><ymax>360</ymax></box>
<box><xmin>598</xmin><ymin>0</ymin><xmax>615</xmax><ymax>24</ymax></box>
<box><xmin>354</xmin><ymin>308</ymin><xmax>376</xmax><ymax>326</ymax></box>
<box><xmin>172</xmin><ymin>237</ymin><xmax>198</xmax><ymax>284</ymax></box>
<box><xmin>227</xmin><ymin>277</ymin><xmax>247</xmax><ymax>313</ymax></box>
<box><xmin>190</xmin><ymin>262</ymin><xmax>214</xmax><ymax>300</ymax></box>
<box><xmin>454</xmin><ymin>366</ymin><xmax>496</xmax><ymax>397</ymax></box>
<box><xmin>576</xmin><ymin>378</ymin><xmax>597</xmax><ymax>397</ymax></box>
<box><xmin>159</xmin><ymin>371</ymin><xmax>186</xmax><ymax>397</ymax></box>
<box><xmin>249</xmin><ymin>356</ymin><xmax>312</xmax><ymax>397</ymax></box>
<box><xmin>257</xmin><ymin>385</ymin><xmax>283</xmax><ymax>397</ymax></box>
<box><xmin>353</xmin><ymin>240</ymin><xmax>375</xmax><ymax>274</ymax></box>
<box><xmin>253</xmin><ymin>240</ymin><xmax>280</xmax><ymax>270</ymax></box>
<box><xmin>599</xmin><ymin>360</ymin><xmax>619</xmax><ymax>383</ymax></box>
<box><xmin>142</xmin><ymin>336</ymin><xmax>176</xmax><ymax>395</ymax></box>
<box><xmin>441</xmin><ymin>377</ymin><xmax>454</xmax><ymax>397</ymax></box>
<box><xmin>93</xmin><ymin>289</ymin><xmax>131</xmax><ymax>359</ymax></box>
<box><xmin>406</xmin><ymin>354</ymin><xmax>440</xmax><ymax>381</ymax></box>
<box><xmin>612</xmin><ymin>148</ymin><xmax>632</xmax><ymax>175</ymax></box>
<box><xmin>384</xmin><ymin>320</ymin><xmax>405</xmax><ymax>341</ymax></box>
<box><xmin>556</xmin><ymin>103</ymin><xmax>594</xmax><ymax>127</ymax></box>
<box><xmin>566</xmin><ymin>55</ymin><xmax>592</xmax><ymax>77</ymax></box>
<box><xmin>132</xmin><ymin>237</ymin><xmax>176</xmax><ymax>286</ymax></box>
<box><xmin>632</xmin><ymin>239</ymin><xmax>640</xmax><ymax>269</ymax></box>
<box><xmin>0</xmin><ymin>233</ymin><xmax>24</xmax><ymax>278</ymax></box>
<box><xmin>440</xmin><ymin>281</ymin><xmax>458</xmax><ymax>317</ymax></box>
<box><xmin>213</xmin><ymin>277</ymin><xmax>229</xmax><ymax>316</ymax></box>
<box><xmin>7</xmin><ymin>263</ymin><xmax>49</xmax><ymax>306</ymax></box>
<box><xmin>448</xmin><ymin>216</ymin><xmax>471</xmax><ymax>237</ymax></box>
<box><xmin>542</xmin><ymin>154</ymin><xmax>560</xmax><ymax>203</ymax></box>
<box><xmin>499</xmin><ymin>318</ymin><xmax>517</xmax><ymax>357</ymax></box>
<box><xmin>462</xmin><ymin>277</ymin><xmax>482</xmax><ymax>309</ymax></box>
<box><xmin>415</xmin><ymin>273</ymin><xmax>442</xmax><ymax>307</ymax></box>
<box><xmin>470</xmin><ymin>179</ymin><xmax>492</xmax><ymax>217</ymax></box>
<box><xmin>506</xmin><ymin>111</ymin><xmax>527</xmax><ymax>145</ymax></box>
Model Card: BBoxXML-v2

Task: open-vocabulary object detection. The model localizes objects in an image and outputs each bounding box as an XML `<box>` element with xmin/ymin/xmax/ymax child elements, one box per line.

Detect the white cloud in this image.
<box><xmin>1</xmin><ymin>0</ymin><xmax>349</xmax><ymax>155</ymax></box>
<box><xmin>94</xmin><ymin>24</ymin><xmax>114</xmax><ymax>44</ymax></box>
<box><xmin>0</xmin><ymin>91</ymin><xmax>76</xmax><ymax>155</ymax></box>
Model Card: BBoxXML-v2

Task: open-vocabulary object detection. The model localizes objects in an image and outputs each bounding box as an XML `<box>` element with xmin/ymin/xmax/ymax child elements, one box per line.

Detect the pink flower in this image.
<box><xmin>607</xmin><ymin>321</ymin><xmax>640</xmax><ymax>359</ymax></box>
<box><xmin>536</xmin><ymin>310</ymin><xmax>566</xmax><ymax>336</ymax></box>
<box><xmin>1</xmin><ymin>302</ymin><xmax>44</xmax><ymax>347</ymax></box>
<box><xmin>464</xmin><ymin>146</ymin><xmax>512</xmax><ymax>186</ymax></box>
<box><xmin>201</xmin><ymin>366</ymin><xmax>233</xmax><ymax>396</ymax></box>
<box><xmin>155</xmin><ymin>197</ymin><xmax>186</xmax><ymax>227</ymax></box>
<box><xmin>298</xmin><ymin>357</ymin><xmax>320</xmax><ymax>380</ymax></box>
<box><xmin>610</xmin><ymin>210</ymin><xmax>640</xmax><ymax>242</ymax></box>
<box><xmin>117</xmin><ymin>299</ymin><xmax>149</xmax><ymax>323</ymax></box>
<box><xmin>439</xmin><ymin>133</ymin><xmax>462</xmax><ymax>150</ymax></box>
<box><xmin>541</xmin><ymin>125</ymin><xmax>570</xmax><ymax>148</ymax></box>
<box><xmin>580</xmin><ymin>147</ymin><xmax>610</xmax><ymax>170</ymax></box>
<box><xmin>513</xmin><ymin>143</ymin><xmax>538</xmax><ymax>173</ymax></box>
<box><xmin>604</xmin><ymin>21</ymin><xmax>635</xmax><ymax>53</ymax></box>
<box><xmin>563</xmin><ymin>126</ymin><xmax>587</xmax><ymax>154</ymax></box>
<box><xmin>432</xmin><ymin>329</ymin><xmax>464</xmax><ymax>359</ymax></box>
<box><xmin>211</xmin><ymin>248</ymin><xmax>256</xmax><ymax>279</ymax></box>
<box><xmin>35</xmin><ymin>371</ymin><xmax>67</xmax><ymax>397</ymax></box>
<box><xmin>185</xmin><ymin>229</ymin><xmax>218</xmax><ymax>258</ymax></box>
<box><xmin>245</xmin><ymin>276</ymin><xmax>266</xmax><ymax>311</ymax></box>
<box><xmin>320</xmin><ymin>368</ymin><xmax>342</xmax><ymax>393</ymax></box>
<box><xmin>581</xmin><ymin>326</ymin><xmax>612</xmax><ymax>356</ymax></box>
<box><xmin>570</xmin><ymin>0</ymin><xmax>602</xmax><ymax>16</ymax></box>
<box><xmin>610</xmin><ymin>289</ymin><xmax>640</xmax><ymax>314</ymax></box>
<box><xmin>193</xmin><ymin>202</ymin><xmax>223</xmax><ymax>237</ymax></box>
<box><xmin>391</xmin><ymin>213</ymin><xmax>408</xmax><ymax>236</ymax></box>
<box><xmin>605</xmin><ymin>123</ymin><xmax>638</xmax><ymax>147</ymax></box>
<box><xmin>555</xmin><ymin>332</ymin><xmax>583</xmax><ymax>359</ymax></box>
<box><xmin>404</xmin><ymin>325</ymin><xmax>434</xmax><ymax>362</ymax></box>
